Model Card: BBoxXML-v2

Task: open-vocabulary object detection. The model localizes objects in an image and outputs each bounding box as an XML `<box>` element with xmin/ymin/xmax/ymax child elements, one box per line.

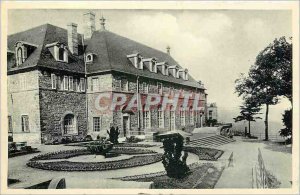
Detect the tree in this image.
<box><xmin>235</xmin><ymin>37</ymin><xmax>292</xmax><ymax>141</ymax></box>
<box><xmin>280</xmin><ymin>108</ymin><xmax>292</xmax><ymax>143</ymax></box>
<box><xmin>233</xmin><ymin>100</ymin><xmax>261</xmax><ymax>136</ymax></box>
<box><xmin>162</xmin><ymin>135</ymin><xmax>190</xmax><ymax>178</ymax></box>
<box><xmin>107</xmin><ymin>126</ymin><xmax>120</xmax><ymax>144</ymax></box>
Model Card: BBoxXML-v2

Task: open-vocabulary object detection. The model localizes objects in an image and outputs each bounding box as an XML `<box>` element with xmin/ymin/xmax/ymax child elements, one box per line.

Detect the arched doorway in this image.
<box><xmin>63</xmin><ymin>114</ymin><xmax>76</xmax><ymax>135</ymax></box>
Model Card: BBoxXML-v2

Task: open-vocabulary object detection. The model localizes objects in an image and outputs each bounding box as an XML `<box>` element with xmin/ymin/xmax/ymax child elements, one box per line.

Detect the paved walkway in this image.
<box><xmin>215</xmin><ymin>137</ymin><xmax>292</xmax><ymax>188</ymax></box>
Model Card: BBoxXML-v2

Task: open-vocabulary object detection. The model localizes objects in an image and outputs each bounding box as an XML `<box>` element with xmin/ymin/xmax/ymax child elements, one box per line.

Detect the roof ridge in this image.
<box><xmin>100</xmin><ymin>30</ymin><xmax>170</xmax><ymax>57</ymax></box>
<box><xmin>8</xmin><ymin>23</ymin><xmax>50</xmax><ymax>36</ymax></box>
<box><xmin>36</xmin><ymin>23</ymin><xmax>51</xmax><ymax>66</ymax></box>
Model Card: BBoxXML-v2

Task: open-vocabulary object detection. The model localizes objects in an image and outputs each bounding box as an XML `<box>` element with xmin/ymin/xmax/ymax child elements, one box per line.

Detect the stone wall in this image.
<box><xmin>7</xmin><ymin>70</ymin><xmax>41</xmax><ymax>144</ymax></box>
<box><xmin>38</xmin><ymin>70</ymin><xmax>87</xmax><ymax>143</ymax></box>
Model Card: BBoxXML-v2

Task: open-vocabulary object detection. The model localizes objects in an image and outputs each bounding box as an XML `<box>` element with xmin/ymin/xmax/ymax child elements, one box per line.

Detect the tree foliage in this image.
<box><xmin>234</xmin><ymin>100</ymin><xmax>262</xmax><ymax>135</ymax></box>
<box><xmin>235</xmin><ymin>37</ymin><xmax>292</xmax><ymax>140</ymax></box>
<box><xmin>280</xmin><ymin>108</ymin><xmax>292</xmax><ymax>143</ymax></box>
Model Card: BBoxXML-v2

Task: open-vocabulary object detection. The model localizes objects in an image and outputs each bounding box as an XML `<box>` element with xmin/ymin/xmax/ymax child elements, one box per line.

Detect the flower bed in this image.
<box><xmin>117</xmin><ymin>162</ymin><xmax>224</xmax><ymax>189</ymax></box>
<box><xmin>27</xmin><ymin>154</ymin><xmax>163</xmax><ymax>171</ymax></box>
<box><xmin>29</xmin><ymin>149</ymin><xmax>90</xmax><ymax>161</ymax></box>
<box><xmin>111</xmin><ymin>147</ymin><xmax>156</xmax><ymax>154</ymax></box>
<box><xmin>65</xmin><ymin>142</ymin><xmax>155</xmax><ymax>148</ymax></box>
<box><xmin>30</xmin><ymin>147</ymin><xmax>156</xmax><ymax>162</ymax></box>
<box><xmin>115</xmin><ymin>143</ymin><xmax>155</xmax><ymax>148</ymax></box>
<box><xmin>183</xmin><ymin>146</ymin><xmax>224</xmax><ymax>161</ymax></box>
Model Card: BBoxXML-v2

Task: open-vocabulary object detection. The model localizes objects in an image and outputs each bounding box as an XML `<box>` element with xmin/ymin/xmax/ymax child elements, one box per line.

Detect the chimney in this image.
<box><xmin>83</xmin><ymin>11</ymin><xmax>96</xmax><ymax>39</ymax></box>
<box><xmin>166</xmin><ymin>45</ymin><xmax>170</xmax><ymax>55</ymax></box>
<box><xmin>67</xmin><ymin>23</ymin><xmax>78</xmax><ymax>55</ymax></box>
<box><xmin>100</xmin><ymin>16</ymin><xmax>106</xmax><ymax>30</ymax></box>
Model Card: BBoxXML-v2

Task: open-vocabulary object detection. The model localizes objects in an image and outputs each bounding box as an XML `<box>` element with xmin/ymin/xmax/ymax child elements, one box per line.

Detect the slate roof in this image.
<box><xmin>7</xmin><ymin>24</ymin><xmax>85</xmax><ymax>74</ymax></box>
<box><xmin>86</xmin><ymin>30</ymin><xmax>203</xmax><ymax>89</ymax></box>
<box><xmin>7</xmin><ymin>24</ymin><xmax>203</xmax><ymax>89</ymax></box>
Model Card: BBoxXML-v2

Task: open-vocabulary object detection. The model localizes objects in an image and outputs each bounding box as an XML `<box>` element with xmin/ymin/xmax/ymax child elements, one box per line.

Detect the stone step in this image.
<box><xmin>188</xmin><ymin>135</ymin><xmax>235</xmax><ymax>148</ymax></box>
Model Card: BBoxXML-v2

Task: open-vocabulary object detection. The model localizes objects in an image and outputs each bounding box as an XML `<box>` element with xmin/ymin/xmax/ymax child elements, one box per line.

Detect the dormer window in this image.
<box><xmin>184</xmin><ymin>70</ymin><xmax>189</xmax><ymax>80</ymax></box>
<box><xmin>46</xmin><ymin>42</ymin><xmax>68</xmax><ymax>63</ymax></box>
<box><xmin>14</xmin><ymin>41</ymin><xmax>37</xmax><ymax>66</ymax></box>
<box><xmin>58</xmin><ymin>47</ymin><xmax>64</xmax><ymax>61</ymax></box>
<box><xmin>168</xmin><ymin>65</ymin><xmax>178</xmax><ymax>78</ymax></box>
<box><xmin>56</xmin><ymin>45</ymin><xmax>68</xmax><ymax>62</ymax></box>
<box><xmin>138</xmin><ymin>56</ymin><xmax>143</xmax><ymax>70</ymax></box>
<box><xmin>127</xmin><ymin>53</ymin><xmax>142</xmax><ymax>69</ymax></box>
<box><xmin>86</xmin><ymin>53</ymin><xmax>96</xmax><ymax>63</ymax></box>
<box><xmin>156</xmin><ymin>62</ymin><xmax>168</xmax><ymax>76</ymax></box>
<box><xmin>16</xmin><ymin>47</ymin><xmax>23</xmax><ymax>66</ymax></box>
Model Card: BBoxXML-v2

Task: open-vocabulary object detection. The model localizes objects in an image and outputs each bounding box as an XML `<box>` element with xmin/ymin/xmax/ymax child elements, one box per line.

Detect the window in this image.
<box><xmin>121</xmin><ymin>79</ymin><xmax>128</xmax><ymax>91</ymax></box>
<box><xmin>64</xmin><ymin>76</ymin><xmax>69</xmax><ymax>90</ymax></box>
<box><xmin>189</xmin><ymin>108</ymin><xmax>194</xmax><ymax>125</ymax></box>
<box><xmin>93</xmin><ymin>117</ymin><xmax>101</xmax><ymax>132</ymax></box>
<box><xmin>209</xmin><ymin>110</ymin><xmax>213</xmax><ymax>120</ymax></box>
<box><xmin>8</xmin><ymin>116</ymin><xmax>13</xmax><ymax>133</ymax></box>
<box><xmin>158</xmin><ymin>106</ymin><xmax>164</xmax><ymax>128</ymax></box>
<box><xmin>58</xmin><ymin>48</ymin><xmax>64</xmax><ymax>61</ymax></box>
<box><xmin>69</xmin><ymin>76</ymin><xmax>74</xmax><ymax>91</ymax></box>
<box><xmin>165</xmin><ymin>66</ymin><xmax>169</xmax><ymax>76</ymax></box>
<box><xmin>51</xmin><ymin>74</ymin><xmax>57</xmax><ymax>89</ymax></box>
<box><xmin>16</xmin><ymin>47</ymin><xmax>23</xmax><ymax>65</ymax></box>
<box><xmin>21</xmin><ymin>115</ymin><xmax>29</xmax><ymax>132</ymax></box>
<box><xmin>75</xmin><ymin>78</ymin><xmax>80</xmax><ymax>92</ymax></box>
<box><xmin>63</xmin><ymin>114</ymin><xmax>76</xmax><ymax>134</ymax></box>
<box><xmin>91</xmin><ymin>78</ymin><xmax>99</xmax><ymax>92</ymax></box>
<box><xmin>152</xmin><ymin>61</ymin><xmax>157</xmax><ymax>73</ymax></box>
<box><xmin>138</xmin><ymin>57</ymin><xmax>143</xmax><ymax>69</ymax></box>
<box><xmin>59</xmin><ymin>76</ymin><xmax>64</xmax><ymax>90</ymax></box>
<box><xmin>180</xmin><ymin>106</ymin><xmax>185</xmax><ymax>126</ymax></box>
<box><xmin>80</xmin><ymin>78</ymin><xmax>85</xmax><ymax>92</ymax></box>
<box><xmin>143</xmin><ymin>110</ymin><xmax>151</xmax><ymax>129</ymax></box>
<box><xmin>170</xmin><ymin>87</ymin><xmax>174</xmax><ymax>96</ymax></box>
<box><xmin>86</xmin><ymin>54</ymin><xmax>93</xmax><ymax>62</ymax></box>
<box><xmin>142</xmin><ymin>82</ymin><xmax>148</xmax><ymax>93</ymax></box>
<box><xmin>157</xmin><ymin>82</ymin><xmax>163</xmax><ymax>95</ymax></box>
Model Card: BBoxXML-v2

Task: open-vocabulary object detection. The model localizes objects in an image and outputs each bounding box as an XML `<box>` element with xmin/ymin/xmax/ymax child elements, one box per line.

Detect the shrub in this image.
<box><xmin>8</xmin><ymin>135</ymin><xmax>13</xmax><ymax>142</ymax></box>
<box><xmin>87</xmin><ymin>141</ymin><xmax>113</xmax><ymax>155</ymax></box>
<box><xmin>162</xmin><ymin>135</ymin><xmax>190</xmax><ymax>179</ymax></box>
<box><xmin>84</xmin><ymin>135</ymin><xmax>93</xmax><ymax>141</ymax></box>
<box><xmin>107</xmin><ymin>126</ymin><xmax>120</xmax><ymax>144</ymax></box>
<box><xmin>125</xmin><ymin>136</ymin><xmax>143</xmax><ymax>143</ymax></box>
<box><xmin>280</xmin><ymin>108</ymin><xmax>292</xmax><ymax>143</ymax></box>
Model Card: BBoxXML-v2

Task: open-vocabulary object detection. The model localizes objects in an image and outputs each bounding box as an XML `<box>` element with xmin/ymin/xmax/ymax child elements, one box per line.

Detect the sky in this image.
<box><xmin>8</xmin><ymin>9</ymin><xmax>292</xmax><ymax>126</ymax></box>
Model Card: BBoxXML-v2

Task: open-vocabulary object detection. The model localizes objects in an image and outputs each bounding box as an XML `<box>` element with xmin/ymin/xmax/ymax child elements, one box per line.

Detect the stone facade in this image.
<box><xmin>7</xmin><ymin>70</ymin><xmax>41</xmax><ymax>144</ymax></box>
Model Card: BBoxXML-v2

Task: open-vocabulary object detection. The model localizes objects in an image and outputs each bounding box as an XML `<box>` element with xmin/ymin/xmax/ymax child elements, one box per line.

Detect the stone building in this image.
<box><xmin>207</xmin><ymin>103</ymin><xmax>218</xmax><ymax>125</ymax></box>
<box><xmin>7</xmin><ymin>12</ymin><xmax>207</xmax><ymax>144</ymax></box>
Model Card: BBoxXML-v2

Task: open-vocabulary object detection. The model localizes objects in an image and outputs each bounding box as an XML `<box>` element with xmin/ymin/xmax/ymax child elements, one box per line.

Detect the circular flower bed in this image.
<box><xmin>27</xmin><ymin>154</ymin><xmax>163</xmax><ymax>171</ymax></box>
<box><xmin>111</xmin><ymin>147</ymin><xmax>156</xmax><ymax>154</ymax></box>
<box><xmin>27</xmin><ymin>148</ymin><xmax>162</xmax><ymax>171</ymax></box>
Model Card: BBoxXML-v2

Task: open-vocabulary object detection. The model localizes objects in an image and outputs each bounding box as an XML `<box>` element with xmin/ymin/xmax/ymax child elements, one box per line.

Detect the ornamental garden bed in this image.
<box><xmin>118</xmin><ymin>162</ymin><xmax>224</xmax><ymax>189</ymax></box>
<box><xmin>183</xmin><ymin>146</ymin><xmax>224</xmax><ymax>161</ymax></box>
<box><xmin>27</xmin><ymin>153</ymin><xmax>163</xmax><ymax>171</ymax></box>
<box><xmin>65</xmin><ymin>142</ymin><xmax>155</xmax><ymax>148</ymax></box>
<box><xmin>27</xmin><ymin>147</ymin><xmax>162</xmax><ymax>171</ymax></box>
